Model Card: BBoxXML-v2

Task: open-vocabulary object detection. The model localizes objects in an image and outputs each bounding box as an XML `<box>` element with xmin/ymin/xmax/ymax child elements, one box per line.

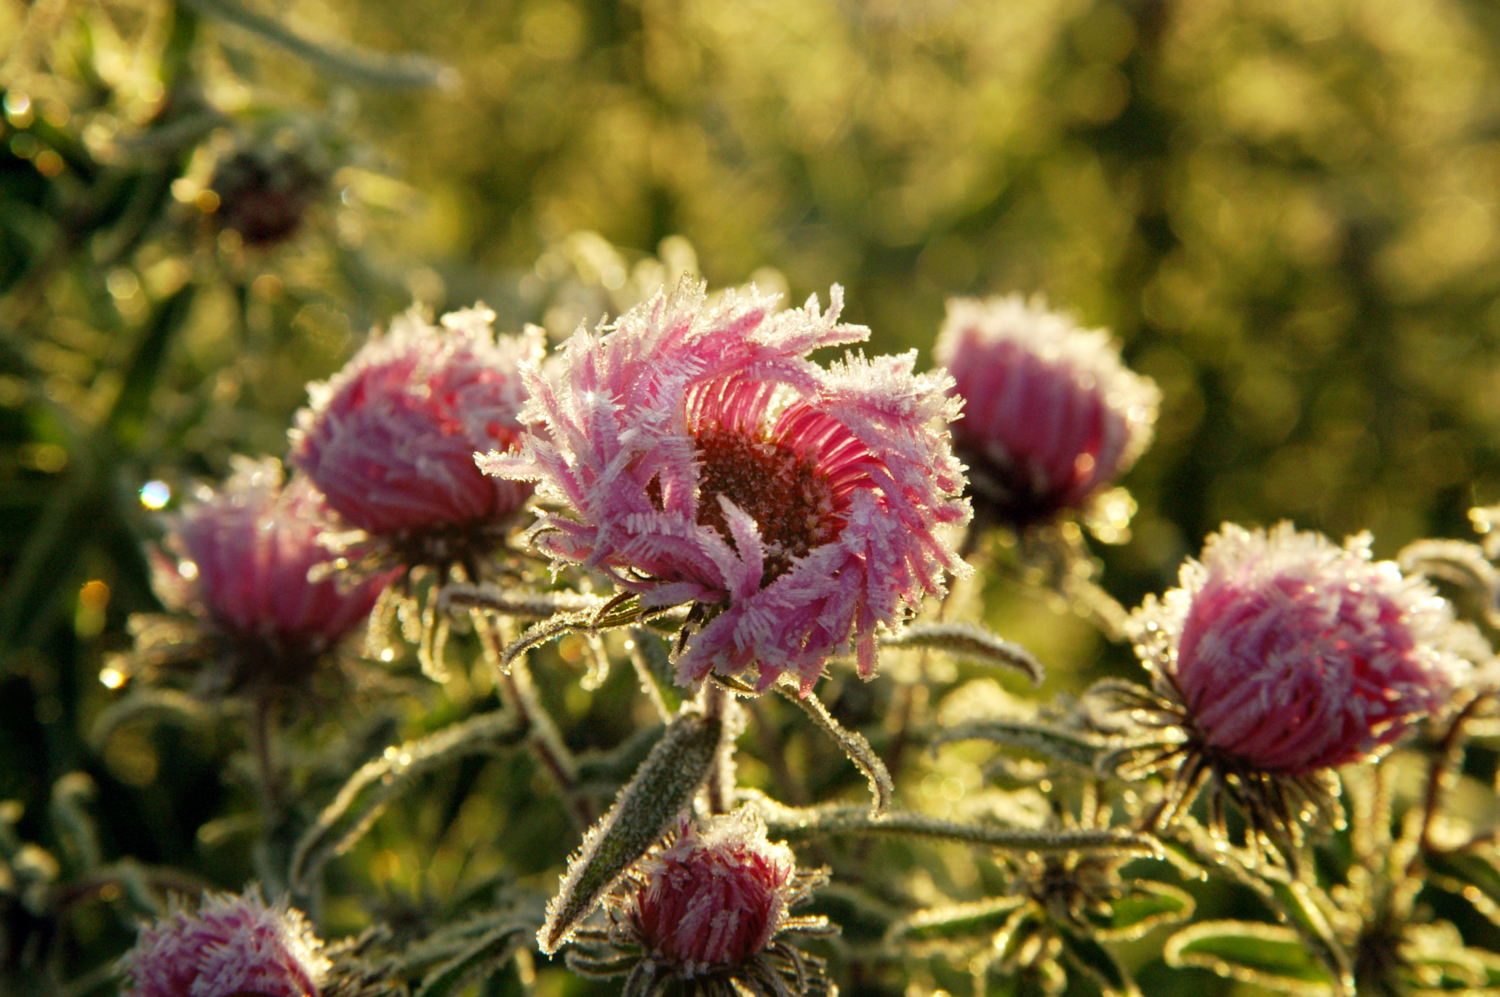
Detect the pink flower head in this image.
<box><xmin>627</xmin><ymin>810</ymin><xmax>798</xmax><ymax>973</ymax></box>
<box><xmin>117</xmin><ymin>886</ymin><xmax>330</xmax><ymax>997</ymax></box>
<box><xmin>1129</xmin><ymin>522</ymin><xmax>1472</xmax><ymax>776</ymax></box>
<box><xmin>152</xmin><ymin>458</ymin><xmax>390</xmax><ymax>684</ymax></box>
<box><xmin>479</xmin><ymin>280</ymin><xmax>971</xmax><ymax>692</ymax></box>
<box><xmin>934</xmin><ymin>295</ymin><xmax>1159</xmax><ymax>530</ymax></box>
<box><xmin>290</xmin><ymin>305</ymin><xmax>541</xmax><ymax>562</ymax></box>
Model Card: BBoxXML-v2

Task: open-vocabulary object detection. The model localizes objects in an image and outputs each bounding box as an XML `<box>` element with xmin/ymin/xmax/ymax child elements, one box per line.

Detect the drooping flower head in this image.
<box><xmin>150</xmin><ymin>457</ymin><xmax>391</xmax><ymax>691</ymax></box>
<box><xmin>480</xmin><ymin>280</ymin><xmax>970</xmax><ymax>693</ymax></box>
<box><xmin>934</xmin><ymin>295</ymin><xmax>1159</xmax><ymax>531</ymax></box>
<box><xmin>1113</xmin><ymin>522</ymin><xmax>1475</xmax><ymax>854</ymax></box>
<box><xmin>290</xmin><ymin>306</ymin><xmax>542</xmax><ymax>572</ymax></box>
<box><xmin>117</xmin><ymin>886</ymin><xmax>330</xmax><ymax>997</ymax></box>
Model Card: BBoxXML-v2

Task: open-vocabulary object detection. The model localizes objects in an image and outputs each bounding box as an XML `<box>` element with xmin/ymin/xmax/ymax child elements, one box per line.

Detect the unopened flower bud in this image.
<box><xmin>935</xmin><ymin>295</ymin><xmax>1159</xmax><ymax>530</ymax></box>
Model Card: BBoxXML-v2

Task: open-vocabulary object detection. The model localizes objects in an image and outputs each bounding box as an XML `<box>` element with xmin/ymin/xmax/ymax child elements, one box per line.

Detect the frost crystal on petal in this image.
<box><xmin>934</xmin><ymin>295</ymin><xmax>1159</xmax><ymax>530</ymax></box>
<box><xmin>479</xmin><ymin>280</ymin><xmax>970</xmax><ymax>692</ymax></box>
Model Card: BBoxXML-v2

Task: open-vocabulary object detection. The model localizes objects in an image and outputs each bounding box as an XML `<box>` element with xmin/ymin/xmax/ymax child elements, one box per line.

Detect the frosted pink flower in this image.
<box><xmin>1129</xmin><ymin>523</ymin><xmax>1470</xmax><ymax>776</ymax></box>
<box><xmin>152</xmin><ymin>458</ymin><xmax>391</xmax><ymax>688</ymax></box>
<box><xmin>630</xmin><ymin>810</ymin><xmax>797</xmax><ymax>971</ymax></box>
<box><xmin>117</xmin><ymin>886</ymin><xmax>330</xmax><ymax>997</ymax></box>
<box><xmin>479</xmin><ymin>280</ymin><xmax>970</xmax><ymax>692</ymax></box>
<box><xmin>934</xmin><ymin>295</ymin><xmax>1159</xmax><ymax>530</ymax></box>
<box><xmin>290</xmin><ymin>306</ymin><xmax>541</xmax><ymax>567</ymax></box>
<box><xmin>570</xmin><ymin>808</ymin><xmax>834</xmax><ymax>996</ymax></box>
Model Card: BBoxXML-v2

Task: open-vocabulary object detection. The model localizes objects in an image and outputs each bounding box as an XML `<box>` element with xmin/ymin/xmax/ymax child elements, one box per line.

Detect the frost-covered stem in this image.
<box><xmin>473</xmin><ymin>611</ymin><xmax>594</xmax><ymax>830</ymax></box>
<box><xmin>701</xmin><ymin>681</ymin><xmax>736</xmax><ymax>816</ymax></box>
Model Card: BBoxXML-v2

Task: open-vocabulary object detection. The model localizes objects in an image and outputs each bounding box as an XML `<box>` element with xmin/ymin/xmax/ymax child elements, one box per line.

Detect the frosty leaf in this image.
<box><xmin>1086</xmin><ymin>880</ymin><xmax>1194</xmax><ymax>941</ymax></box>
<box><xmin>1057</xmin><ymin>923</ymin><xmax>1136</xmax><ymax>996</ymax></box>
<box><xmin>290</xmin><ymin>709</ymin><xmax>527</xmax><ymax>891</ymax></box>
<box><xmin>749</xmin><ymin>795</ymin><xmax>1162</xmax><ymax>858</ymax></box>
<box><xmin>932</xmin><ymin>719</ymin><xmax>1110</xmax><ymax>770</ymax></box>
<box><xmin>538</xmin><ymin>708</ymin><xmax>723</xmax><ymax>955</ymax></box>
<box><xmin>1428</xmin><ymin>848</ymin><xmax>1500</xmax><ymax>930</ymax></box>
<box><xmin>1165</xmin><ymin>921</ymin><xmax>1340</xmax><ymax>996</ymax></box>
<box><xmin>90</xmin><ymin>687</ymin><xmax>212</xmax><ymax>747</ymax></box>
<box><xmin>437</xmin><ymin>582</ymin><xmax>608</xmax><ymax>620</ymax></box>
<box><xmin>414</xmin><ymin>924</ymin><xmax>531</xmax><ymax>997</ymax></box>
<box><xmin>1397</xmin><ymin>539</ymin><xmax>1500</xmax><ymax>602</ymax></box>
<box><xmin>887</xmin><ymin>895</ymin><xmax>1028</xmax><ymax>944</ymax></box>
<box><xmin>777</xmin><ymin>682</ymin><xmax>892</xmax><ymax>816</ymax></box>
<box><xmin>881</xmin><ymin>622</ymin><xmax>1044</xmax><ymax>686</ymax></box>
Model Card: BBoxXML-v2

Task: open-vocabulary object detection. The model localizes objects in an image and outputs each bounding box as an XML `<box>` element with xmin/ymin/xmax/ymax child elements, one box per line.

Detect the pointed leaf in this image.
<box><xmin>1087</xmin><ymin>881</ymin><xmax>1194</xmax><ymax>941</ymax></box>
<box><xmin>1165</xmin><ymin>921</ymin><xmax>1338</xmax><ymax>996</ymax></box>
<box><xmin>777</xmin><ymin>682</ymin><xmax>892</xmax><ymax>816</ymax></box>
<box><xmin>1057</xmin><ymin>923</ymin><xmax>1136</xmax><ymax>996</ymax></box>
<box><xmin>538</xmin><ymin>709</ymin><xmax>722</xmax><ymax>954</ymax></box>
<box><xmin>750</xmin><ymin>795</ymin><xmax>1162</xmax><ymax>858</ymax></box>
<box><xmin>933</xmin><ymin>719</ymin><xmax>1110</xmax><ymax>770</ymax></box>
<box><xmin>290</xmin><ymin>709</ymin><xmax>526</xmax><ymax>891</ymax></box>
<box><xmin>415</xmin><ymin>925</ymin><xmax>530</xmax><ymax>997</ymax></box>
<box><xmin>887</xmin><ymin>895</ymin><xmax>1029</xmax><ymax>944</ymax></box>
<box><xmin>881</xmin><ymin>622</ymin><xmax>1044</xmax><ymax>685</ymax></box>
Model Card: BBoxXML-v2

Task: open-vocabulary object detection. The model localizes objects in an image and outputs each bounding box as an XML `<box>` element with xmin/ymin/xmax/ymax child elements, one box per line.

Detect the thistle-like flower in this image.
<box><xmin>116</xmin><ymin>886</ymin><xmax>331</xmax><ymax>997</ymax></box>
<box><xmin>289</xmin><ymin>305</ymin><xmax>541</xmax><ymax>575</ymax></box>
<box><xmin>479</xmin><ymin>280</ymin><xmax>970</xmax><ymax>692</ymax></box>
<box><xmin>568</xmin><ymin>809</ymin><xmax>836</xmax><ymax>997</ymax></box>
<box><xmin>146</xmin><ymin>457</ymin><xmax>391</xmax><ymax>693</ymax></box>
<box><xmin>933</xmin><ymin>295</ymin><xmax>1158</xmax><ymax>532</ymax></box>
<box><xmin>1112</xmin><ymin>522</ymin><xmax>1474</xmax><ymax>851</ymax></box>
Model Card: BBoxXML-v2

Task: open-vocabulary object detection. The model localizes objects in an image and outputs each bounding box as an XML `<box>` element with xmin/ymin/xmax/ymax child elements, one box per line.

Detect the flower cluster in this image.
<box><xmin>290</xmin><ymin>306</ymin><xmax>542</xmax><ymax>573</ymax></box>
<box><xmin>481</xmin><ymin>280</ymin><xmax>971</xmax><ymax>692</ymax></box>
<box><xmin>934</xmin><ymin>295</ymin><xmax>1159</xmax><ymax>531</ymax></box>
<box><xmin>117</xmin><ymin>887</ymin><xmax>330</xmax><ymax>997</ymax></box>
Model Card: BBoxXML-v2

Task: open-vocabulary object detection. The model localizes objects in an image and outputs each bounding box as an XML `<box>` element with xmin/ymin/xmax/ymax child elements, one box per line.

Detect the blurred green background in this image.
<box><xmin>7</xmin><ymin>0</ymin><xmax>1500</xmax><ymax>989</ymax></box>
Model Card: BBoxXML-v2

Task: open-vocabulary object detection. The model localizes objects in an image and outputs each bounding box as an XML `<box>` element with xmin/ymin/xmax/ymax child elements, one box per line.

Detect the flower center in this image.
<box><xmin>693</xmin><ymin>425</ymin><xmax>843</xmax><ymax>584</ymax></box>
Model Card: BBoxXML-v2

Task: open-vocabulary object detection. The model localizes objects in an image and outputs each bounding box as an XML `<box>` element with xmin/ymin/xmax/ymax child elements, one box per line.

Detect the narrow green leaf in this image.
<box><xmin>538</xmin><ymin>709</ymin><xmax>722</xmax><ymax>954</ymax></box>
<box><xmin>415</xmin><ymin>926</ymin><xmax>529</xmax><ymax>997</ymax></box>
<box><xmin>178</xmin><ymin>0</ymin><xmax>454</xmax><ymax>88</ymax></box>
<box><xmin>881</xmin><ymin>622</ymin><xmax>1044</xmax><ymax>685</ymax></box>
<box><xmin>1165</xmin><ymin>921</ymin><xmax>1338</xmax><ymax>996</ymax></box>
<box><xmin>290</xmin><ymin>709</ymin><xmax>527</xmax><ymax>891</ymax></box>
<box><xmin>932</xmin><ymin>719</ymin><xmax>1110</xmax><ymax>770</ymax></box>
<box><xmin>777</xmin><ymin>682</ymin><xmax>892</xmax><ymax>816</ymax></box>
<box><xmin>887</xmin><ymin>895</ymin><xmax>1029</xmax><ymax>944</ymax></box>
<box><xmin>1057</xmin><ymin>923</ymin><xmax>1136</xmax><ymax>996</ymax></box>
<box><xmin>750</xmin><ymin>795</ymin><xmax>1162</xmax><ymax>858</ymax></box>
<box><xmin>1087</xmin><ymin>881</ymin><xmax>1194</xmax><ymax>941</ymax></box>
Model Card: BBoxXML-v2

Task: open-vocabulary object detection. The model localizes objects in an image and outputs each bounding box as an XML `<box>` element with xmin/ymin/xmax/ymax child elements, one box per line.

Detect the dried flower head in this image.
<box><xmin>149</xmin><ymin>457</ymin><xmax>391</xmax><ymax>692</ymax></box>
<box><xmin>480</xmin><ymin>280</ymin><xmax>970</xmax><ymax>693</ymax></box>
<box><xmin>570</xmin><ymin>808</ymin><xmax>835</xmax><ymax>997</ymax></box>
<box><xmin>1115</xmin><ymin>522</ymin><xmax>1473</xmax><ymax>851</ymax></box>
<box><xmin>117</xmin><ymin>886</ymin><xmax>331</xmax><ymax>997</ymax></box>
<box><xmin>934</xmin><ymin>295</ymin><xmax>1159</xmax><ymax>531</ymax></box>
<box><xmin>290</xmin><ymin>306</ymin><xmax>541</xmax><ymax>573</ymax></box>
